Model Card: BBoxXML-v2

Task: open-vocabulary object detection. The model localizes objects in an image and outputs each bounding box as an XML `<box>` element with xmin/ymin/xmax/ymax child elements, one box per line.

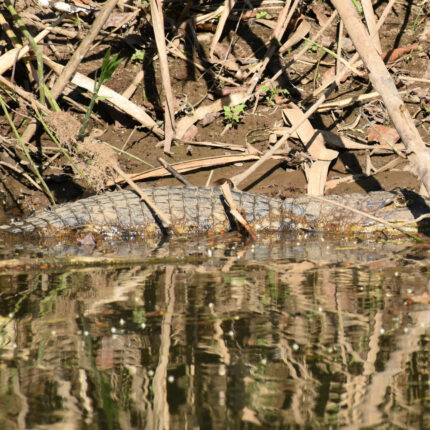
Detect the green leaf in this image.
<box><xmin>256</xmin><ymin>11</ymin><xmax>267</xmax><ymax>19</ymax></box>
<box><xmin>131</xmin><ymin>49</ymin><xmax>146</xmax><ymax>62</ymax></box>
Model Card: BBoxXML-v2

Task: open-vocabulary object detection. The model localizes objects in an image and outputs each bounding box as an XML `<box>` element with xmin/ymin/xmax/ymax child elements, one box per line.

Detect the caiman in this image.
<box><xmin>0</xmin><ymin>186</ymin><xmax>429</xmax><ymax>239</ymax></box>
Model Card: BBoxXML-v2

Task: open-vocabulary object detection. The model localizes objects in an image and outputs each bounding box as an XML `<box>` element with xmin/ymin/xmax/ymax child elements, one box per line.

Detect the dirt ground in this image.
<box><xmin>0</xmin><ymin>1</ymin><xmax>429</xmax><ymax>218</ymax></box>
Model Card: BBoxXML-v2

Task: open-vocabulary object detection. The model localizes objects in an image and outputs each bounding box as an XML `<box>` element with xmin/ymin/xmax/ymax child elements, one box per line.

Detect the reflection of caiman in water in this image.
<box><xmin>1</xmin><ymin>186</ymin><xmax>430</xmax><ymax>238</ymax></box>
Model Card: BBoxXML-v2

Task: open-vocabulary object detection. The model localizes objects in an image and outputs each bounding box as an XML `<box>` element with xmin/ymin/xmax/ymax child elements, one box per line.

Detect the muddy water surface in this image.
<box><xmin>0</xmin><ymin>236</ymin><xmax>430</xmax><ymax>429</ymax></box>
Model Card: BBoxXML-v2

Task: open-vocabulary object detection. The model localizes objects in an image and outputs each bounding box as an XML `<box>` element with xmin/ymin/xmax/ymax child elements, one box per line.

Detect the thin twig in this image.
<box><xmin>0</xmin><ymin>95</ymin><xmax>55</xmax><ymax>204</ymax></box>
<box><xmin>247</xmin><ymin>0</ymin><xmax>300</xmax><ymax>97</ymax></box>
<box><xmin>112</xmin><ymin>164</ymin><xmax>175</xmax><ymax>232</ymax></box>
<box><xmin>311</xmin><ymin>0</ymin><xmax>397</xmax><ymax>99</ymax></box>
<box><xmin>157</xmin><ymin>157</ymin><xmax>193</xmax><ymax>186</ymax></box>
<box><xmin>0</xmin><ymin>161</ymin><xmax>42</xmax><ymax>191</ymax></box>
<box><xmin>310</xmin><ymin>194</ymin><xmax>424</xmax><ymax>242</ymax></box>
<box><xmin>51</xmin><ymin>0</ymin><xmax>119</xmax><ymax>99</ymax></box>
<box><xmin>361</xmin><ymin>0</ymin><xmax>382</xmax><ymax>54</ymax></box>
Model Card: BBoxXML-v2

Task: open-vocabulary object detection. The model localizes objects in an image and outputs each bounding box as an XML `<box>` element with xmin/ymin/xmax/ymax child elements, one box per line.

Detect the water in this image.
<box><xmin>0</xmin><ymin>235</ymin><xmax>430</xmax><ymax>429</ymax></box>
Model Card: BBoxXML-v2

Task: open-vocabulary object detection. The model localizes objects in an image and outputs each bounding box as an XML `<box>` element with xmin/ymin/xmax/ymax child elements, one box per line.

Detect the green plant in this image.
<box><xmin>412</xmin><ymin>4</ymin><xmax>425</xmax><ymax>31</ymax></box>
<box><xmin>131</xmin><ymin>49</ymin><xmax>145</xmax><ymax>63</ymax></box>
<box><xmin>261</xmin><ymin>85</ymin><xmax>289</xmax><ymax>106</ymax></box>
<box><xmin>223</xmin><ymin>103</ymin><xmax>246</xmax><ymax>127</ymax></box>
<box><xmin>78</xmin><ymin>47</ymin><xmax>123</xmax><ymax>139</ymax></box>
<box><xmin>256</xmin><ymin>11</ymin><xmax>267</xmax><ymax>19</ymax></box>
<box><xmin>351</xmin><ymin>0</ymin><xmax>363</xmax><ymax>14</ymax></box>
<box><xmin>306</xmin><ymin>40</ymin><xmax>319</xmax><ymax>53</ymax></box>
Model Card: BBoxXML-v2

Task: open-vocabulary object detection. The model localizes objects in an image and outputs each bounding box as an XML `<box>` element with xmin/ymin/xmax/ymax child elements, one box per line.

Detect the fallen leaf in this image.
<box><xmin>311</xmin><ymin>4</ymin><xmax>330</xmax><ymax>26</ymax></box>
<box><xmin>103</xmin><ymin>12</ymin><xmax>135</xmax><ymax>29</ymax></box>
<box><xmin>382</xmin><ymin>43</ymin><xmax>420</xmax><ymax>64</ymax></box>
<box><xmin>182</xmin><ymin>124</ymin><xmax>198</xmax><ymax>141</ymax></box>
<box><xmin>283</xmin><ymin>105</ymin><xmax>338</xmax><ymax>195</ymax></box>
<box><xmin>241</xmin><ymin>407</ymin><xmax>262</xmax><ymax>425</ymax></box>
<box><xmin>367</xmin><ymin>125</ymin><xmax>400</xmax><ymax>146</ymax></box>
<box><xmin>408</xmin><ymin>291</ymin><xmax>430</xmax><ymax>304</ymax></box>
<box><xmin>201</xmin><ymin>111</ymin><xmax>220</xmax><ymax>126</ymax></box>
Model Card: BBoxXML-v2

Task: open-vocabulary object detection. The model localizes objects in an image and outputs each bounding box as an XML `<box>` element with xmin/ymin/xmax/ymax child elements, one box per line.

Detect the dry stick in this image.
<box><xmin>220</xmin><ymin>182</ymin><xmax>257</xmax><ymax>240</ymax></box>
<box><xmin>398</xmin><ymin>75</ymin><xmax>430</xmax><ymax>84</ymax></box>
<box><xmin>205</xmin><ymin>170</ymin><xmax>214</xmax><ymax>187</ymax></box>
<box><xmin>44</xmin><ymin>55</ymin><xmax>163</xmax><ymax>136</ymax></box>
<box><xmin>156</xmin><ymin>157</ymin><xmax>193</xmax><ymax>186</ymax></box>
<box><xmin>209</xmin><ymin>0</ymin><xmax>236</xmax><ymax>60</ymax></box>
<box><xmin>5</xmin><ymin>2</ymin><xmax>55</xmax><ymax>108</ymax></box>
<box><xmin>150</xmin><ymin>0</ymin><xmax>175</xmax><ymax>153</ymax></box>
<box><xmin>109</xmin><ymin>154</ymin><xmax>260</xmax><ymax>185</ymax></box>
<box><xmin>264</xmin><ymin>10</ymin><xmax>338</xmax><ymax>91</ymax></box>
<box><xmin>309</xmin><ymin>194</ymin><xmax>423</xmax><ymax>242</ymax></box>
<box><xmin>112</xmin><ymin>163</ymin><xmax>175</xmax><ymax>232</ymax></box>
<box><xmin>317</xmin><ymin>90</ymin><xmax>404</xmax><ymax>112</ymax></box>
<box><xmin>20</xmin><ymin>0</ymin><xmax>119</xmax><ymax>144</ymax></box>
<box><xmin>361</xmin><ymin>0</ymin><xmax>382</xmax><ymax>54</ymax></box>
<box><xmin>332</xmin><ymin>0</ymin><xmax>430</xmax><ymax>195</ymax></box>
<box><xmin>0</xmin><ymin>161</ymin><xmax>42</xmax><ymax>191</ymax></box>
<box><xmin>336</xmin><ymin>20</ymin><xmax>343</xmax><ymax>76</ymax></box>
<box><xmin>0</xmin><ymin>11</ymin><xmax>37</xmax><ymax>86</ymax></box>
<box><xmin>0</xmin><ymin>75</ymin><xmax>51</xmax><ymax>115</ymax></box>
<box><xmin>178</xmin><ymin>139</ymin><xmax>246</xmax><ymax>152</ymax></box>
<box><xmin>122</xmin><ymin>69</ymin><xmax>143</xmax><ymax>100</ymax></box>
<box><xmin>51</xmin><ymin>0</ymin><xmax>118</xmax><ymax>99</ymax></box>
<box><xmin>0</xmin><ymin>14</ymin><xmax>65</xmax><ymax>75</ymax></box>
<box><xmin>312</xmin><ymin>0</ymin><xmax>396</xmax><ymax>99</ymax></box>
<box><xmin>247</xmin><ymin>0</ymin><xmax>300</xmax><ymax>97</ymax></box>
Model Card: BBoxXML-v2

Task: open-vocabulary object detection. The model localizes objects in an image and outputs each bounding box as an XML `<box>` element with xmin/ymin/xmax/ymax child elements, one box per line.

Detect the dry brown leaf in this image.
<box><xmin>107</xmin><ymin>154</ymin><xmax>259</xmax><ymax>185</ymax></box>
<box><xmin>304</xmin><ymin>160</ymin><xmax>333</xmax><ymax>196</ymax></box>
<box><xmin>182</xmin><ymin>124</ymin><xmax>198</xmax><ymax>141</ymax></box>
<box><xmin>367</xmin><ymin>125</ymin><xmax>400</xmax><ymax>145</ymax></box>
<box><xmin>408</xmin><ymin>291</ymin><xmax>430</xmax><ymax>305</ymax></box>
<box><xmin>382</xmin><ymin>43</ymin><xmax>419</xmax><ymax>64</ymax></box>
<box><xmin>279</xmin><ymin>20</ymin><xmax>311</xmax><ymax>53</ymax></box>
<box><xmin>201</xmin><ymin>111</ymin><xmax>220</xmax><ymax>126</ymax></box>
<box><xmin>255</xmin><ymin>18</ymin><xmax>276</xmax><ymax>29</ymax></box>
<box><xmin>283</xmin><ymin>105</ymin><xmax>338</xmax><ymax>195</ymax></box>
<box><xmin>321</xmin><ymin>66</ymin><xmax>351</xmax><ymax>86</ymax></box>
<box><xmin>241</xmin><ymin>407</ymin><xmax>262</xmax><ymax>425</ymax></box>
<box><xmin>311</xmin><ymin>4</ymin><xmax>330</xmax><ymax>26</ymax></box>
<box><xmin>282</xmin><ymin>107</ymin><xmax>338</xmax><ymax>161</ymax></box>
<box><xmin>102</xmin><ymin>12</ymin><xmax>135</xmax><ymax>29</ymax></box>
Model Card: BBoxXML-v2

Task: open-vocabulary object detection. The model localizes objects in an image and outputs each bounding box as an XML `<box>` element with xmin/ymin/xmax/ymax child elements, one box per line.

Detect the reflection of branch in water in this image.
<box><xmin>152</xmin><ymin>266</ymin><xmax>175</xmax><ymax>430</ymax></box>
<box><xmin>350</xmin><ymin>308</ymin><xmax>430</xmax><ymax>427</ymax></box>
<box><xmin>2</xmin><ymin>250</ymin><xmax>430</xmax><ymax>428</ymax></box>
<box><xmin>278</xmin><ymin>336</ymin><xmax>319</xmax><ymax>426</ymax></box>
